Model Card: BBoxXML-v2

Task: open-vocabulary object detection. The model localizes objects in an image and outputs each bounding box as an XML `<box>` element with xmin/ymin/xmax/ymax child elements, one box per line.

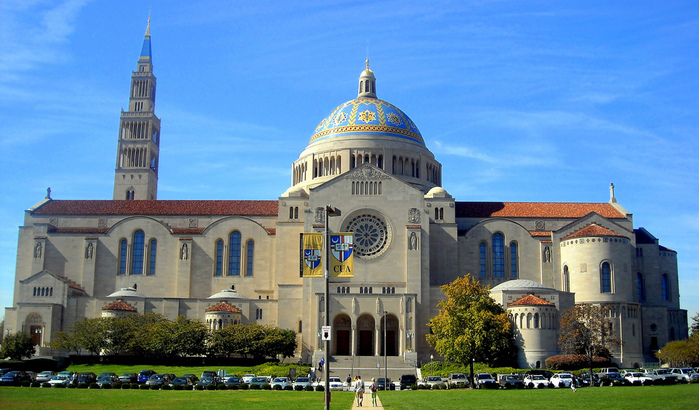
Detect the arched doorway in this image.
<box><xmin>357</xmin><ymin>314</ymin><xmax>375</xmax><ymax>356</ymax></box>
<box><xmin>25</xmin><ymin>313</ymin><xmax>44</xmax><ymax>347</ymax></box>
<box><xmin>379</xmin><ymin>313</ymin><xmax>399</xmax><ymax>356</ymax></box>
<box><xmin>333</xmin><ymin>314</ymin><xmax>351</xmax><ymax>355</ymax></box>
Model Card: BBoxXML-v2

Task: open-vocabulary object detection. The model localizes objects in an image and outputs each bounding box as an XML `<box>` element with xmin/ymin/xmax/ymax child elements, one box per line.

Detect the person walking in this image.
<box><xmin>355</xmin><ymin>375</ymin><xmax>365</xmax><ymax>407</ymax></box>
<box><xmin>370</xmin><ymin>377</ymin><xmax>378</xmax><ymax>407</ymax></box>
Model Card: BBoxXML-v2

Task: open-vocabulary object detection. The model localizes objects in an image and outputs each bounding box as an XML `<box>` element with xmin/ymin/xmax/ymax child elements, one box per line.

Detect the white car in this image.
<box><xmin>48</xmin><ymin>375</ymin><xmax>71</xmax><ymax>387</ymax></box>
<box><xmin>328</xmin><ymin>377</ymin><xmax>344</xmax><ymax>391</ymax></box>
<box><xmin>36</xmin><ymin>371</ymin><xmax>56</xmax><ymax>383</ymax></box>
<box><xmin>242</xmin><ymin>374</ymin><xmax>256</xmax><ymax>384</ymax></box>
<box><xmin>550</xmin><ymin>373</ymin><xmax>574</xmax><ymax>388</ymax></box>
<box><xmin>623</xmin><ymin>372</ymin><xmax>654</xmax><ymax>385</ymax></box>
<box><xmin>475</xmin><ymin>373</ymin><xmax>497</xmax><ymax>389</ymax></box>
<box><xmin>292</xmin><ymin>377</ymin><xmax>313</xmax><ymax>390</ymax></box>
<box><xmin>271</xmin><ymin>377</ymin><xmax>292</xmax><ymax>389</ymax></box>
<box><xmin>523</xmin><ymin>374</ymin><xmax>550</xmax><ymax>388</ymax></box>
<box><xmin>670</xmin><ymin>368</ymin><xmax>699</xmax><ymax>382</ymax></box>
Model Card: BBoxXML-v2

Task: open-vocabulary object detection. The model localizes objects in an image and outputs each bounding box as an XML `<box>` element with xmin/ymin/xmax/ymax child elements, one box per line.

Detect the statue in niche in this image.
<box><xmin>352</xmin><ymin>297</ymin><xmax>357</xmax><ymax>314</ymax></box>
<box><xmin>315</xmin><ymin>208</ymin><xmax>324</xmax><ymax>223</ymax></box>
<box><xmin>408</xmin><ymin>208</ymin><xmax>420</xmax><ymax>223</ymax></box>
<box><xmin>181</xmin><ymin>243</ymin><xmax>189</xmax><ymax>260</ymax></box>
<box><xmin>34</xmin><ymin>242</ymin><xmax>42</xmax><ymax>258</ymax></box>
<box><xmin>376</xmin><ymin>298</ymin><xmax>381</xmax><ymax>315</ymax></box>
<box><xmin>409</xmin><ymin>232</ymin><xmax>418</xmax><ymax>250</ymax></box>
<box><xmin>85</xmin><ymin>243</ymin><xmax>93</xmax><ymax>259</ymax></box>
<box><xmin>543</xmin><ymin>246</ymin><xmax>551</xmax><ymax>263</ymax></box>
<box><xmin>319</xmin><ymin>296</ymin><xmax>325</xmax><ymax>312</ymax></box>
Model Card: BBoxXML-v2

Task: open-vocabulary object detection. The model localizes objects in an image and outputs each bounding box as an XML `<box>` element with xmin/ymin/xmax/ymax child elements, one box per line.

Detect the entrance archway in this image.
<box><xmin>333</xmin><ymin>314</ymin><xmax>351</xmax><ymax>356</ymax></box>
<box><xmin>357</xmin><ymin>314</ymin><xmax>375</xmax><ymax>356</ymax></box>
<box><xmin>379</xmin><ymin>313</ymin><xmax>399</xmax><ymax>356</ymax></box>
<box><xmin>25</xmin><ymin>313</ymin><xmax>44</xmax><ymax>346</ymax></box>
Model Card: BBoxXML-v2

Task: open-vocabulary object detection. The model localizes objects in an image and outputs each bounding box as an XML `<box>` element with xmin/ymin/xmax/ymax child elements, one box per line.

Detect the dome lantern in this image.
<box><xmin>358</xmin><ymin>59</ymin><xmax>377</xmax><ymax>99</ymax></box>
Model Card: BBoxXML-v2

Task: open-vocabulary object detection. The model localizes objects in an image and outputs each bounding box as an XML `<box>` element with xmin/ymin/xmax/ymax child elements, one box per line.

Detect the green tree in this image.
<box><xmin>123</xmin><ymin>313</ymin><xmax>167</xmax><ymax>356</ymax></box>
<box><xmin>656</xmin><ymin>333</ymin><xmax>699</xmax><ymax>367</ymax></box>
<box><xmin>558</xmin><ymin>303</ymin><xmax>620</xmax><ymax>386</ymax></box>
<box><xmin>149</xmin><ymin>316</ymin><xmax>208</xmax><ymax>357</ymax></box>
<box><xmin>49</xmin><ymin>331</ymin><xmax>81</xmax><ymax>355</ymax></box>
<box><xmin>426</xmin><ymin>275</ymin><xmax>515</xmax><ymax>388</ymax></box>
<box><xmin>1</xmin><ymin>331</ymin><xmax>35</xmax><ymax>360</ymax></box>
<box><xmin>690</xmin><ymin>312</ymin><xmax>699</xmax><ymax>337</ymax></box>
<box><xmin>70</xmin><ymin>317</ymin><xmax>109</xmax><ymax>355</ymax></box>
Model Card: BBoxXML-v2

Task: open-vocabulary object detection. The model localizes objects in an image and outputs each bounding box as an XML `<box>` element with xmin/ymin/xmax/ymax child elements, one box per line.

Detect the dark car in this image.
<box><xmin>137</xmin><ymin>370</ymin><xmax>157</xmax><ymax>383</ymax></box>
<box><xmin>96</xmin><ymin>374</ymin><xmax>118</xmax><ymax>387</ymax></box>
<box><xmin>199</xmin><ymin>376</ymin><xmax>218</xmax><ymax>387</ymax></box>
<box><xmin>182</xmin><ymin>374</ymin><xmax>199</xmax><ymax>384</ymax></box>
<box><xmin>606</xmin><ymin>373</ymin><xmax>631</xmax><ymax>386</ymax></box>
<box><xmin>578</xmin><ymin>371</ymin><xmax>600</xmax><ymax>387</ymax></box>
<box><xmin>376</xmin><ymin>378</ymin><xmax>393</xmax><ymax>391</ymax></box>
<box><xmin>119</xmin><ymin>372</ymin><xmax>138</xmax><ymax>383</ymax></box>
<box><xmin>74</xmin><ymin>372</ymin><xmax>97</xmax><ymax>385</ymax></box>
<box><xmin>248</xmin><ymin>377</ymin><xmax>268</xmax><ymax>388</ymax></box>
<box><xmin>171</xmin><ymin>376</ymin><xmax>195</xmax><ymax>388</ymax></box>
<box><xmin>146</xmin><ymin>373</ymin><xmax>175</xmax><ymax>386</ymax></box>
<box><xmin>399</xmin><ymin>374</ymin><xmax>417</xmax><ymax>390</ymax></box>
<box><xmin>223</xmin><ymin>376</ymin><xmax>242</xmax><ymax>387</ymax></box>
<box><xmin>1</xmin><ymin>370</ymin><xmax>32</xmax><ymax>385</ymax></box>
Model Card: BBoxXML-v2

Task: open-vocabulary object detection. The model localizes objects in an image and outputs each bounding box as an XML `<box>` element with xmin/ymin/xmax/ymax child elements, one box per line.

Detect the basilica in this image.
<box><xmin>4</xmin><ymin>22</ymin><xmax>687</xmax><ymax>370</ymax></box>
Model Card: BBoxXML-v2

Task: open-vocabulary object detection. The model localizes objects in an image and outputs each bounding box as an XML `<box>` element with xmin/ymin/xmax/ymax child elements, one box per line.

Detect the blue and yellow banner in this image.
<box><xmin>330</xmin><ymin>233</ymin><xmax>354</xmax><ymax>278</ymax></box>
<box><xmin>302</xmin><ymin>233</ymin><xmax>323</xmax><ymax>278</ymax></box>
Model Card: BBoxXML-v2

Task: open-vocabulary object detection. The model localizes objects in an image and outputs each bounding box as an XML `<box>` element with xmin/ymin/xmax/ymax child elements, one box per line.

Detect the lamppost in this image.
<box><xmin>323</xmin><ymin>205</ymin><xmax>340</xmax><ymax>410</ymax></box>
<box><xmin>383</xmin><ymin>311</ymin><xmax>388</xmax><ymax>391</ymax></box>
<box><xmin>430</xmin><ymin>354</ymin><xmax>434</xmax><ymax>376</ymax></box>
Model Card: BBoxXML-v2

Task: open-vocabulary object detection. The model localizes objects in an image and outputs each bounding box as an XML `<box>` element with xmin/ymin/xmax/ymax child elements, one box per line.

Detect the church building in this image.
<box><xmin>4</xmin><ymin>22</ymin><xmax>687</xmax><ymax>370</ymax></box>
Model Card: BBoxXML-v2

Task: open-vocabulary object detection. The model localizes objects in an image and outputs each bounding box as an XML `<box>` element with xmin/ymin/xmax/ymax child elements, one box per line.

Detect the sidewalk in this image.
<box><xmin>350</xmin><ymin>392</ymin><xmax>383</xmax><ymax>408</ymax></box>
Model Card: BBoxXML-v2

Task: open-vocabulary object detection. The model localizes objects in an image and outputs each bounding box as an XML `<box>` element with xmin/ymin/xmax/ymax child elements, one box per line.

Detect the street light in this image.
<box><xmin>323</xmin><ymin>205</ymin><xmax>340</xmax><ymax>410</ymax></box>
<box><xmin>430</xmin><ymin>354</ymin><xmax>434</xmax><ymax>376</ymax></box>
<box><xmin>384</xmin><ymin>311</ymin><xmax>388</xmax><ymax>391</ymax></box>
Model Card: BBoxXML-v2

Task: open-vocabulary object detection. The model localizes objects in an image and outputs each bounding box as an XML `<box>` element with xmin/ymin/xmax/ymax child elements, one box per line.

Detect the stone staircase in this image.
<box><xmin>313</xmin><ymin>354</ymin><xmax>418</xmax><ymax>382</ymax></box>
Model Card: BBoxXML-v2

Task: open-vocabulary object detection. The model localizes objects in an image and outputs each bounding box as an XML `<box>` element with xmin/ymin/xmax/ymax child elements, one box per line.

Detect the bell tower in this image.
<box><xmin>113</xmin><ymin>19</ymin><xmax>161</xmax><ymax>200</ymax></box>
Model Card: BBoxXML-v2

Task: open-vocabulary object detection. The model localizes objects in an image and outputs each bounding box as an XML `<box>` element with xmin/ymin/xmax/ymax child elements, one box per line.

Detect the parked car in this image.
<box><xmin>0</xmin><ymin>368</ymin><xmax>12</xmax><ymax>377</ymax></box>
<box><xmin>497</xmin><ymin>374</ymin><xmax>524</xmax><ymax>389</ymax></box>
<box><xmin>119</xmin><ymin>373</ymin><xmax>138</xmax><ymax>383</ymax></box>
<box><xmin>170</xmin><ymin>376</ymin><xmax>195</xmax><ymax>388</ymax></box>
<box><xmin>328</xmin><ymin>377</ymin><xmax>344</xmax><ymax>391</ymax></box>
<box><xmin>36</xmin><ymin>371</ymin><xmax>56</xmax><ymax>383</ymax></box>
<box><xmin>596</xmin><ymin>367</ymin><xmax>621</xmax><ymax>384</ymax></box>
<box><xmin>376</xmin><ymin>377</ymin><xmax>393</xmax><ymax>391</ymax></box>
<box><xmin>523</xmin><ymin>374</ymin><xmax>550</xmax><ymax>388</ymax></box>
<box><xmin>475</xmin><ymin>373</ymin><xmax>497</xmax><ymax>389</ymax></box>
<box><xmin>643</xmin><ymin>368</ymin><xmax>678</xmax><ymax>384</ymax></box>
<box><xmin>97</xmin><ymin>374</ymin><xmax>119</xmax><ymax>387</ymax></box>
<box><xmin>1</xmin><ymin>371</ymin><xmax>33</xmax><ymax>385</ymax></box>
<box><xmin>419</xmin><ymin>375</ymin><xmax>444</xmax><ymax>389</ymax></box>
<box><xmin>524</xmin><ymin>370</ymin><xmax>554</xmax><ymax>380</ymax></box>
<box><xmin>550</xmin><ymin>373</ymin><xmax>575</xmax><ymax>388</ymax></box>
<box><xmin>249</xmin><ymin>377</ymin><xmax>268</xmax><ymax>388</ymax></box>
<box><xmin>293</xmin><ymin>377</ymin><xmax>312</xmax><ymax>390</ymax></box>
<box><xmin>98</xmin><ymin>372</ymin><xmax>119</xmax><ymax>381</ymax></box>
<box><xmin>447</xmin><ymin>372</ymin><xmax>469</xmax><ymax>388</ymax></box>
<box><xmin>25</xmin><ymin>371</ymin><xmax>36</xmax><ymax>381</ymax></box>
<box><xmin>182</xmin><ymin>374</ymin><xmax>199</xmax><ymax>384</ymax></box>
<box><xmin>48</xmin><ymin>374</ymin><xmax>72</xmax><ymax>387</ymax></box>
<box><xmin>223</xmin><ymin>376</ymin><xmax>242</xmax><ymax>387</ymax></box>
<box><xmin>399</xmin><ymin>374</ymin><xmax>418</xmax><ymax>390</ymax></box>
<box><xmin>670</xmin><ymin>368</ymin><xmax>699</xmax><ymax>382</ymax></box>
<box><xmin>623</xmin><ymin>372</ymin><xmax>654</xmax><ymax>385</ymax></box>
<box><xmin>271</xmin><ymin>377</ymin><xmax>292</xmax><ymax>389</ymax></box>
<box><xmin>606</xmin><ymin>373</ymin><xmax>630</xmax><ymax>386</ymax></box>
<box><xmin>578</xmin><ymin>371</ymin><xmax>600</xmax><ymax>387</ymax></box>
<box><xmin>242</xmin><ymin>374</ymin><xmax>256</xmax><ymax>384</ymax></box>
<box><xmin>137</xmin><ymin>370</ymin><xmax>157</xmax><ymax>383</ymax></box>
<box><xmin>200</xmin><ymin>370</ymin><xmax>218</xmax><ymax>382</ymax></box>
<box><xmin>146</xmin><ymin>373</ymin><xmax>175</xmax><ymax>386</ymax></box>
<box><xmin>73</xmin><ymin>372</ymin><xmax>97</xmax><ymax>385</ymax></box>
<box><xmin>199</xmin><ymin>376</ymin><xmax>217</xmax><ymax>387</ymax></box>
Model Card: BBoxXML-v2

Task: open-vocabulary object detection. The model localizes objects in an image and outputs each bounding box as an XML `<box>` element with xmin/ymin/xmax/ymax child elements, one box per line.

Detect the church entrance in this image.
<box><xmin>333</xmin><ymin>314</ymin><xmax>351</xmax><ymax>356</ymax></box>
<box><xmin>357</xmin><ymin>314</ymin><xmax>375</xmax><ymax>356</ymax></box>
<box><xmin>379</xmin><ymin>313</ymin><xmax>399</xmax><ymax>356</ymax></box>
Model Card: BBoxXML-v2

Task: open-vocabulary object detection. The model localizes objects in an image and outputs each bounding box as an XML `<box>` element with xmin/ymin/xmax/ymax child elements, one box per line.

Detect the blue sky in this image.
<box><xmin>1</xmin><ymin>1</ymin><xmax>697</xmax><ymax>324</ymax></box>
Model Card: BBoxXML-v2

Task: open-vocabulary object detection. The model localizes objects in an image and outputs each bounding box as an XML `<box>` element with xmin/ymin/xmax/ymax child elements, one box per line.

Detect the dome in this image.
<box><xmin>490</xmin><ymin>279</ymin><xmax>553</xmax><ymax>292</ymax></box>
<box><xmin>310</xmin><ymin>98</ymin><xmax>424</xmax><ymax>146</ymax></box>
<box><xmin>107</xmin><ymin>287</ymin><xmax>145</xmax><ymax>298</ymax></box>
<box><xmin>208</xmin><ymin>288</ymin><xmax>246</xmax><ymax>300</ymax></box>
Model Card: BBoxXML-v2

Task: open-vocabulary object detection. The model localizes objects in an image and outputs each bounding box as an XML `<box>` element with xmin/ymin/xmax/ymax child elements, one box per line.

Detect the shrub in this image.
<box><xmin>273</xmin><ymin>384</ymin><xmax>282</xmax><ymax>390</ymax></box>
<box><xmin>77</xmin><ymin>383</ymin><xmax>88</xmax><ymax>389</ymax></box>
<box><xmin>206</xmin><ymin>384</ymin><xmax>216</xmax><ymax>391</ymax></box>
<box><xmin>195</xmin><ymin>384</ymin><xmax>204</xmax><ymax>390</ymax></box>
<box><xmin>294</xmin><ymin>385</ymin><xmax>304</xmax><ymax>391</ymax></box>
<box><xmin>173</xmin><ymin>385</ymin><xmax>183</xmax><ymax>391</ymax></box>
<box><xmin>21</xmin><ymin>381</ymin><xmax>31</xmax><ymax>387</ymax></box>
<box><xmin>304</xmin><ymin>385</ymin><xmax>314</xmax><ymax>391</ymax></box>
<box><xmin>315</xmin><ymin>385</ymin><xmax>324</xmax><ymax>392</ymax></box>
<box><xmin>31</xmin><ymin>381</ymin><xmax>41</xmax><ymax>388</ymax></box>
<box><xmin>239</xmin><ymin>383</ymin><xmax>249</xmax><ymax>390</ymax></box>
<box><xmin>283</xmin><ymin>385</ymin><xmax>293</xmax><ymax>391</ymax></box>
<box><xmin>67</xmin><ymin>384</ymin><xmax>76</xmax><ymax>389</ymax></box>
<box><xmin>54</xmin><ymin>383</ymin><xmax>66</xmax><ymax>388</ymax></box>
<box><xmin>139</xmin><ymin>384</ymin><xmax>150</xmax><ymax>390</ymax></box>
<box><xmin>250</xmin><ymin>383</ymin><xmax>261</xmax><ymax>390</ymax></box>
<box><xmin>120</xmin><ymin>383</ymin><xmax>130</xmax><ymax>389</ymax></box>
<box><xmin>229</xmin><ymin>384</ymin><xmax>239</xmax><ymax>390</ymax></box>
<box><xmin>411</xmin><ymin>384</ymin><xmax>418</xmax><ymax>390</ymax></box>
<box><xmin>41</xmin><ymin>382</ymin><xmax>52</xmax><ymax>388</ymax></box>
<box><xmin>102</xmin><ymin>383</ymin><xmax>112</xmax><ymax>389</ymax></box>
<box><xmin>545</xmin><ymin>354</ymin><xmax>612</xmax><ymax>370</ymax></box>
<box><xmin>161</xmin><ymin>385</ymin><xmax>172</xmax><ymax>390</ymax></box>
<box><xmin>150</xmin><ymin>384</ymin><xmax>161</xmax><ymax>390</ymax></box>
<box><xmin>89</xmin><ymin>383</ymin><xmax>101</xmax><ymax>389</ymax></box>
<box><xmin>262</xmin><ymin>383</ymin><xmax>271</xmax><ymax>390</ymax></box>
<box><xmin>418</xmin><ymin>384</ymin><xmax>427</xmax><ymax>390</ymax></box>
<box><xmin>216</xmin><ymin>384</ymin><xmax>227</xmax><ymax>390</ymax></box>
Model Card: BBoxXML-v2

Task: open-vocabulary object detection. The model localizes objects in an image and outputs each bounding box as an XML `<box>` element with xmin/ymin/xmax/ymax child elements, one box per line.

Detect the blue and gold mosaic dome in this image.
<box><xmin>310</xmin><ymin>98</ymin><xmax>424</xmax><ymax>146</ymax></box>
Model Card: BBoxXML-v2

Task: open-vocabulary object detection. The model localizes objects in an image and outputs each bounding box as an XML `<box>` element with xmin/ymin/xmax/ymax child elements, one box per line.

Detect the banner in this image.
<box><xmin>302</xmin><ymin>233</ymin><xmax>323</xmax><ymax>278</ymax></box>
<box><xmin>330</xmin><ymin>233</ymin><xmax>354</xmax><ymax>278</ymax></box>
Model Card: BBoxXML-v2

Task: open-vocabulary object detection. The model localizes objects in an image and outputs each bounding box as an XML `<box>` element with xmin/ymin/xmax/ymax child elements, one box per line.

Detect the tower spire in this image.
<box><xmin>357</xmin><ymin>58</ymin><xmax>377</xmax><ymax>99</ymax></box>
<box><xmin>113</xmin><ymin>18</ymin><xmax>161</xmax><ymax>200</ymax></box>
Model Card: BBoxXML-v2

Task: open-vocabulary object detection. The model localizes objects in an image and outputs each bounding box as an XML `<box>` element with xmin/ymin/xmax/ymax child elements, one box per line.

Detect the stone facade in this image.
<box><xmin>4</xmin><ymin>25</ymin><xmax>687</xmax><ymax>368</ymax></box>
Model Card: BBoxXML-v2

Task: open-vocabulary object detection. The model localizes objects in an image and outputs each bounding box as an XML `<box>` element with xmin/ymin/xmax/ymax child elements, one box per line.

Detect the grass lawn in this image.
<box><xmin>2</xmin><ymin>383</ymin><xmax>697</xmax><ymax>409</ymax></box>
<box><xmin>379</xmin><ymin>384</ymin><xmax>699</xmax><ymax>409</ymax></box>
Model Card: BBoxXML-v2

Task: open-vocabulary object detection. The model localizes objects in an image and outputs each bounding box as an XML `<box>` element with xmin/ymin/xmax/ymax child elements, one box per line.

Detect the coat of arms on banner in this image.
<box><xmin>304</xmin><ymin>249</ymin><xmax>321</xmax><ymax>270</ymax></box>
<box><xmin>330</xmin><ymin>233</ymin><xmax>354</xmax><ymax>277</ymax></box>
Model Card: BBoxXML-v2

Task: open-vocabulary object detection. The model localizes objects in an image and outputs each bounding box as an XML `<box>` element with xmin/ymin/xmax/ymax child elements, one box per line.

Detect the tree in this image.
<box><xmin>656</xmin><ymin>333</ymin><xmax>699</xmax><ymax>367</ymax></box>
<box><xmin>558</xmin><ymin>303</ymin><xmax>620</xmax><ymax>386</ymax></box>
<box><xmin>690</xmin><ymin>312</ymin><xmax>699</xmax><ymax>337</ymax></box>
<box><xmin>148</xmin><ymin>316</ymin><xmax>208</xmax><ymax>357</ymax></box>
<box><xmin>70</xmin><ymin>318</ymin><xmax>109</xmax><ymax>355</ymax></box>
<box><xmin>1</xmin><ymin>331</ymin><xmax>35</xmax><ymax>360</ymax></box>
<box><xmin>49</xmin><ymin>331</ymin><xmax>81</xmax><ymax>355</ymax></box>
<box><xmin>426</xmin><ymin>275</ymin><xmax>515</xmax><ymax>388</ymax></box>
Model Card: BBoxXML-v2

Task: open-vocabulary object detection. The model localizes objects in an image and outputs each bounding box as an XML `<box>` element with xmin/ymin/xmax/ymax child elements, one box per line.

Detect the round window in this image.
<box><xmin>650</xmin><ymin>323</ymin><xmax>657</xmax><ymax>332</ymax></box>
<box><xmin>344</xmin><ymin>212</ymin><xmax>391</xmax><ymax>258</ymax></box>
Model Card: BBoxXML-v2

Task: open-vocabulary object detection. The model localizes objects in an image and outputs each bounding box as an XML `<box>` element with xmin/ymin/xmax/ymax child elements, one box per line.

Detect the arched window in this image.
<box><xmin>661</xmin><ymin>274</ymin><xmax>669</xmax><ymax>301</ymax></box>
<box><xmin>118</xmin><ymin>239</ymin><xmax>128</xmax><ymax>275</ymax></box>
<box><xmin>534</xmin><ymin>313</ymin><xmax>539</xmax><ymax>328</ymax></box>
<box><xmin>510</xmin><ymin>242</ymin><xmax>518</xmax><ymax>278</ymax></box>
<box><xmin>563</xmin><ymin>265</ymin><xmax>570</xmax><ymax>292</ymax></box>
<box><xmin>526</xmin><ymin>313</ymin><xmax>532</xmax><ymax>328</ymax></box>
<box><xmin>131</xmin><ymin>230</ymin><xmax>145</xmax><ymax>274</ymax></box>
<box><xmin>637</xmin><ymin>272</ymin><xmax>645</xmax><ymax>302</ymax></box>
<box><xmin>479</xmin><ymin>242</ymin><xmax>487</xmax><ymax>278</ymax></box>
<box><xmin>492</xmin><ymin>234</ymin><xmax>504</xmax><ymax>278</ymax></box>
<box><xmin>215</xmin><ymin>239</ymin><xmax>224</xmax><ymax>276</ymax></box>
<box><xmin>246</xmin><ymin>239</ymin><xmax>254</xmax><ymax>276</ymax></box>
<box><xmin>601</xmin><ymin>262</ymin><xmax>612</xmax><ymax>293</ymax></box>
<box><xmin>229</xmin><ymin>231</ymin><xmax>241</xmax><ymax>276</ymax></box>
<box><xmin>148</xmin><ymin>239</ymin><xmax>157</xmax><ymax>275</ymax></box>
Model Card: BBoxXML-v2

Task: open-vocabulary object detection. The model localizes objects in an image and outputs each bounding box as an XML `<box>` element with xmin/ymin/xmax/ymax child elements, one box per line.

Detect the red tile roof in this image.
<box><xmin>102</xmin><ymin>300</ymin><xmax>137</xmax><ymax>311</ymax></box>
<box><xmin>56</xmin><ymin>275</ymin><xmax>85</xmax><ymax>292</ymax></box>
<box><xmin>455</xmin><ymin>202</ymin><xmax>625</xmax><ymax>219</ymax></box>
<box><xmin>50</xmin><ymin>227</ymin><xmax>109</xmax><ymax>234</ymax></box>
<box><xmin>206</xmin><ymin>302</ymin><xmax>241</xmax><ymax>313</ymax></box>
<box><xmin>508</xmin><ymin>294</ymin><xmax>555</xmax><ymax>307</ymax></box>
<box><xmin>32</xmin><ymin>200</ymin><xmax>279</xmax><ymax>217</ymax></box>
<box><xmin>563</xmin><ymin>224</ymin><xmax>627</xmax><ymax>240</ymax></box>
<box><xmin>529</xmin><ymin>231</ymin><xmax>551</xmax><ymax>237</ymax></box>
